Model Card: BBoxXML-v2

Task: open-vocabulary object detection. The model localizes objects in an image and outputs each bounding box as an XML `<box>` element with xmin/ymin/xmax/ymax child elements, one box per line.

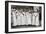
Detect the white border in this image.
<box><xmin>8</xmin><ymin>2</ymin><xmax>44</xmax><ymax>32</ymax></box>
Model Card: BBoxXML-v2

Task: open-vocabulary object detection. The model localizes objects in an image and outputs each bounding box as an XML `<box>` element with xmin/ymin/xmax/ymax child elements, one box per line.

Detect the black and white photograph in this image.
<box><xmin>5</xmin><ymin>1</ymin><xmax>45</xmax><ymax>33</ymax></box>
<box><xmin>11</xmin><ymin>5</ymin><xmax>41</xmax><ymax>28</ymax></box>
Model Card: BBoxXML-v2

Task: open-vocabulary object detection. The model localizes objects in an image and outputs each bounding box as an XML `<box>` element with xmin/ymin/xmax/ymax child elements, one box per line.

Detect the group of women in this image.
<box><xmin>11</xmin><ymin>8</ymin><xmax>39</xmax><ymax>26</ymax></box>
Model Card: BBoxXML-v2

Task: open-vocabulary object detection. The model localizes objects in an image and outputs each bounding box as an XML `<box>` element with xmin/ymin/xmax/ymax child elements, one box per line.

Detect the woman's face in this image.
<box><xmin>24</xmin><ymin>8</ymin><xmax>28</xmax><ymax>12</ymax></box>
<box><xmin>20</xmin><ymin>9</ymin><xmax>23</xmax><ymax>11</ymax></box>
<box><xmin>19</xmin><ymin>9</ymin><xmax>23</xmax><ymax>13</ymax></box>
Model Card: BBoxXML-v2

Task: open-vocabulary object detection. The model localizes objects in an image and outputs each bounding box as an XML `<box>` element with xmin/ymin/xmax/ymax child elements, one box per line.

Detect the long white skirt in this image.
<box><xmin>12</xmin><ymin>12</ymin><xmax>17</xmax><ymax>26</ymax></box>
<box><xmin>22</xmin><ymin>15</ymin><xmax>27</xmax><ymax>25</ymax></box>
<box><xmin>16</xmin><ymin>15</ymin><xmax>21</xmax><ymax>25</ymax></box>
<box><xmin>32</xmin><ymin>14</ymin><xmax>35</xmax><ymax>25</ymax></box>
<box><xmin>32</xmin><ymin>13</ymin><xmax>39</xmax><ymax>26</ymax></box>
<box><xmin>19</xmin><ymin>14</ymin><xmax>23</xmax><ymax>25</ymax></box>
<box><xmin>35</xmin><ymin>13</ymin><xmax>39</xmax><ymax>26</ymax></box>
<box><xmin>27</xmin><ymin>14</ymin><xmax>32</xmax><ymax>25</ymax></box>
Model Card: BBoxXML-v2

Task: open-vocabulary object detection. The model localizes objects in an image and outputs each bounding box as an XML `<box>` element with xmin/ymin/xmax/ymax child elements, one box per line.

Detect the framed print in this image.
<box><xmin>5</xmin><ymin>1</ymin><xmax>45</xmax><ymax>33</ymax></box>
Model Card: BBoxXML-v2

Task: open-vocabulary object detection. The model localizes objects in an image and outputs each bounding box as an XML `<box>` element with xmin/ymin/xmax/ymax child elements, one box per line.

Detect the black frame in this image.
<box><xmin>5</xmin><ymin>1</ymin><xmax>45</xmax><ymax>33</ymax></box>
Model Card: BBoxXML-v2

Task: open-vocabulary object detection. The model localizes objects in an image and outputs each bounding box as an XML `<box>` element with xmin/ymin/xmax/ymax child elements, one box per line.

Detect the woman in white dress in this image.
<box><xmin>12</xmin><ymin>9</ymin><xmax>17</xmax><ymax>26</ymax></box>
<box><xmin>23</xmin><ymin>8</ymin><xmax>28</xmax><ymax>25</ymax></box>
<box><xmin>22</xmin><ymin>11</ymin><xmax>26</xmax><ymax>25</ymax></box>
<box><xmin>28</xmin><ymin>10</ymin><xmax>32</xmax><ymax>25</ymax></box>
<box><xmin>26</xmin><ymin>12</ymin><xmax>29</xmax><ymax>25</ymax></box>
<box><xmin>17</xmin><ymin>8</ymin><xmax>23</xmax><ymax>25</ymax></box>
<box><xmin>26</xmin><ymin>8</ymin><xmax>32</xmax><ymax>25</ymax></box>
<box><xmin>16</xmin><ymin>9</ymin><xmax>21</xmax><ymax>25</ymax></box>
<box><xmin>26</xmin><ymin>12</ymin><xmax>32</xmax><ymax>25</ymax></box>
<box><xmin>20</xmin><ymin>12</ymin><xmax>24</xmax><ymax>25</ymax></box>
<box><xmin>32</xmin><ymin>10</ymin><xmax>39</xmax><ymax>26</ymax></box>
<box><xmin>35</xmin><ymin>12</ymin><xmax>39</xmax><ymax>26</ymax></box>
<box><xmin>19</xmin><ymin>9</ymin><xmax>24</xmax><ymax>25</ymax></box>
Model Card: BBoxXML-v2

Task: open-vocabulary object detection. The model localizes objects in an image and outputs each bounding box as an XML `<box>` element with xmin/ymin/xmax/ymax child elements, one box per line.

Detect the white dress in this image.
<box><xmin>26</xmin><ymin>12</ymin><xmax>28</xmax><ymax>25</ymax></box>
<box><xmin>28</xmin><ymin>13</ymin><xmax>32</xmax><ymax>25</ymax></box>
<box><xmin>19</xmin><ymin>13</ymin><xmax>22</xmax><ymax>25</ymax></box>
<box><xmin>22</xmin><ymin>12</ymin><xmax>26</xmax><ymax>25</ymax></box>
<box><xmin>35</xmin><ymin>13</ymin><xmax>39</xmax><ymax>26</ymax></box>
<box><xmin>32</xmin><ymin>13</ymin><xmax>39</xmax><ymax>26</ymax></box>
<box><xmin>16</xmin><ymin>12</ymin><xmax>21</xmax><ymax>25</ymax></box>
<box><xmin>32</xmin><ymin>13</ymin><xmax>35</xmax><ymax>25</ymax></box>
<box><xmin>26</xmin><ymin>12</ymin><xmax>32</xmax><ymax>25</ymax></box>
<box><xmin>20</xmin><ymin>13</ymin><xmax>23</xmax><ymax>25</ymax></box>
<box><xmin>12</xmin><ymin>11</ymin><xmax>17</xmax><ymax>26</ymax></box>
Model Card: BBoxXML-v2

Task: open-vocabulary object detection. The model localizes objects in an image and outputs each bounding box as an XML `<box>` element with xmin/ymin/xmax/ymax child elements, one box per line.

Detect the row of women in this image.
<box><xmin>11</xmin><ymin>8</ymin><xmax>39</xmax><ymax>26</ymax></box>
